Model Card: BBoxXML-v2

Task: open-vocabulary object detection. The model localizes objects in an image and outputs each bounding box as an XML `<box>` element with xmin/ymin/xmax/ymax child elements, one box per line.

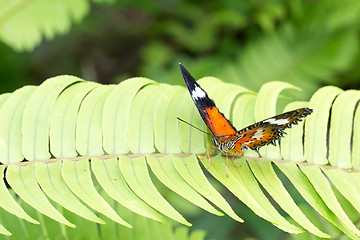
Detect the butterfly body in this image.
<box><xmin>179</xmin><ymin>63</ymin><xmax>312</xmax><ymax>162</ymax></box>
<box><xmin>212</xmin><ymin>134</ymin><xmax>241</xmax><ymax>155</ymax></box>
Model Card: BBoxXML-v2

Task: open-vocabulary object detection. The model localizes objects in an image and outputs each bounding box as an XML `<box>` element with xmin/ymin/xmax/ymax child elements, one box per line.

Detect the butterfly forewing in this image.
<box><xmin>179</xmin><ymin>63</ymin><xmax>237</xmax><ymax>136</ymax></box>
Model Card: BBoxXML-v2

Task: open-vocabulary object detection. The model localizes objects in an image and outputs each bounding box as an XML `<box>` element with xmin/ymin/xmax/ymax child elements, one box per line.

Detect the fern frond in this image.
<box><xmin>0</xmin><ymin>0</ymin><xmax>89</xmax><ymax>51</ymax></box>
<box><xmin>0</xmin><ymin>76</ymin><xmax>359</xmax><ymax>239</ymax></box>
<box><xmin>0</xmin><ymin>188</ymin><xmax>206</xmax><ymax>240</ymax></box>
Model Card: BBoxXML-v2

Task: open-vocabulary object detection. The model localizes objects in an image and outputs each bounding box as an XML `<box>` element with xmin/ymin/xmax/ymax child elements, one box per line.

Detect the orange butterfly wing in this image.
<box><xmin>233</xmin><ymin>108</ymin><xmax>313</xmax><ymax>152</ymax></box>
<box><xmin>180</xmin><ymin>63</ymin><xmax>236</xmax><ymax>136</ymax></box>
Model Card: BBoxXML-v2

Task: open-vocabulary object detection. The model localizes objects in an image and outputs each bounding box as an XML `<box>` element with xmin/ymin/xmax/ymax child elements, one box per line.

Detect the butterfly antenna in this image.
<box><xmin>177</xmin><ymin>117</ymin><xmax>211</xmax><ymax>136</ymax></box>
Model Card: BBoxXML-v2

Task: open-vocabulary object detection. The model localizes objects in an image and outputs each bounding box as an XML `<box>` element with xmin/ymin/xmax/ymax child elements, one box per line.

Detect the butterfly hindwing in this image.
<box><xmin>180</xmin><ymin>63</ymin><xmax>237</xmax><ymax>136</ymax></box>
<box><xmin>235</xmin><ymin>108</ymin><xmax>313</xmax><ymax>150</ymax></box>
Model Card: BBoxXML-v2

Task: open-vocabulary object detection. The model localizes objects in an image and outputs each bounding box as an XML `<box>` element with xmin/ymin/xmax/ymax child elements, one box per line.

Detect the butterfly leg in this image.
<box><xmin>197</xmin><ymin>146</ymin><xmax>215</xmax><ymax>170</ymax></box>
<box><xmin>225</xmin><ymin>153</ymin><xmax>229</xmax><ymax>177</ymax></box>
<box><xmin>231</xmin><ymin>155</ymin><xmax>242</xmax><ymax>168</ymax></box>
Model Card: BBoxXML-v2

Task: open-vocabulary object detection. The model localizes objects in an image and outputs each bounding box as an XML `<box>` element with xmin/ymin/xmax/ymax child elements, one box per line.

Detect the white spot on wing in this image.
<box><xmin>191</xmin><ymin>86</ymin><xmax>206</xmax><ymax>100</ymax></box>
<box><xmin>264</xmin><ymin>118</ymin><xmax>288</xmax><ymax>125</ymax></box>
<box><xmin>252</xmin><ymin>130</ymin><xmax>265</xmax><ymax>140</ymax></box>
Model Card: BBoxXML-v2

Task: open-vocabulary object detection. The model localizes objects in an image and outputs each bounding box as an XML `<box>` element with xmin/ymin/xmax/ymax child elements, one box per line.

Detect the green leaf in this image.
<box><xmin>0</xmin><ymin>167</ymin><xmax>38</xmax><ymax>224</ymax></box>
<box><xmin>322</xmin><ymin>168</ymin><xmax>360</xmax><ymax>217</ymax></box>
<box><xmin>0</xmin><ymin>94</ymin><xmax>11</xmax><ymax>107</ymax></box>
<box><xmin>0</xmin><ymin>0</ymin><xmax>89</xmax><ymax>51</ymax></box>
<box><xmin>299</xmin><ymin>164</ymin><xmax>360</xmax><ymax>237</ymax></box>
<box><xmin>173</xmin><ymin>155</ymin><xmax>243</xmax><ymax>223</ymax></box>
<box><xmin>328</xmin><ymin>90</ymin><xmax>360</xmax><ymax>168</ymax></box>
<box><xmin>61</xmin><ymin>158</ymin><xmax>131</xmax><ymax>227</ymax></box>
<box><xmin>128</xmin><ymin>84</ymin><xmax>167</xmax><ymax>153</ymax></box>
<box><xmin>50</xmin><ymin>81</ymin><xmax>99</xmax><ymax>158</ymax></box>
<box><xmin>247</xmin><ymin>160</ymin><xmax>328</xmax><ymax>237</ymax></box>
<box><xmin>76</xmin><ymin>85</ymin><xmax>115</xmax><ymax>156</ymax></box>
<box><xmin>305</xmin><ymin>86</ymin><xmax>343</xmax><ymax>165</ymax></box>
<box><xmin>200</xmin><ymin>155</ymin><xmax>303</xmax><ymax>234</ymax></box>
<box><xmin>0</xmin><ymin>189</ymin><xmax>203</xmax><ymax>240</ymax></box>
<box><xmin>153</xmin><ymin>86</ymin><xmax>185</xmax><ymax>153</ymax></box>
<box><xmin>22</xmin><ymin>76</ymin><xmax>82</xmax><ymax>160</ymax></box>
<box><xmin>275</xmin><ymin>161</ymin><xmax>356</xmax><ymax>238</ymax></box>
<box><xmin>353</xmin><ymin>105</ymin><xmax>360</xmax><ymax>170</ymax></box>
<box><xmin>6</xmin><ymin>164</ymin><xmax>75</xmax><ymax>228</ymax></box>
<box><xmin>231</xmin><ymin>93</ymin><xmax>257</xmax><ymax>129</ymax></box>
<box><xmin>146</xmin><ymin>155</ymin><xmax>222</xmax><ymax>216</ymax></box>
<box><xmin>178</xmin><ymin>90</ymin><xmax>205</xmax><ymax>154</ymax></box>
<box><xmin>0</xmin><ymin>224</ymin><xmax>11</xmax><ymax>236</ymax></box>
<box><xmin>0</xmin><ymin>86</ymin><xmax>36</xmax><ymax>164</ymax></box>
<box><xmin>91</xmin><ymin>157</ymin><xmax>165</xmax><ymax>223</ymax></box>
<box><xmin>119</xmin><ymin>155</ymin><xmax>190</xmax><ymax>226</ymax></box>
<box><xmin>35</xmin><ymin>161</ymin><xmax>104</xmax><ymax>224</ymax></box>
<box><xmin>103</xmin><ymin>78</ymin><xmax>154</xmax><ymax>154</ymax></box>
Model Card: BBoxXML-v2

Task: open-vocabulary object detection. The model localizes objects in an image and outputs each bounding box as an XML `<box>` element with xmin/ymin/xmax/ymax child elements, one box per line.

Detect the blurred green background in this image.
<box><xmin>2</xmin><ymin>0</ymin><xmax>360</xmax><ymax>97</ymax></box>
<box><xmin>1</xmin><ymin>0</ymin><xmax>360</xmax><ymax>239</ymax></box>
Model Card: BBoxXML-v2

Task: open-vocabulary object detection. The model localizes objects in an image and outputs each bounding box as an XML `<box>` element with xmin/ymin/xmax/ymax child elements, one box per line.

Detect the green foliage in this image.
<box><xmin>0</xmin><ymin>188</ymin><xmax>206</xmax><ymax>240</ymax></box>
<box><xmin>0</xmin><ymin>0</ymin><xmax>89</xmax><ymax>51</ymax></box>
<box><xmin>0</xmin><ymin>76</ymin><xmax>357</xmax><ymax>239</ymax></box>
<box><xmin>1</xmin><ymin>0</ymin><xmax>360</xmax><ymax>239</ymax></box>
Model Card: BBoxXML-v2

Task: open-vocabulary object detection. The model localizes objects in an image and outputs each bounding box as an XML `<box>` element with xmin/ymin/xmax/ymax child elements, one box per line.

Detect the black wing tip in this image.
<box><xmin>179</xmin><ymin>63</ymin><xmax>197</xmax><ymax>89</ymax></box>
<box><xmin>280</xmin><ymin>107</ymin><xmax>312</xmax><ymax>130</ymax></box>
<box><xmin>179</xmin><ymin>62</ymin><xmax>187</xmax><ymax>75</ymax></box>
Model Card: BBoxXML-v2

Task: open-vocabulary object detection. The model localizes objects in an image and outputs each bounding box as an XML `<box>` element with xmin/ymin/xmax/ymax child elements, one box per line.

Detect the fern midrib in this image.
<box><xmin>1</xmin><ymin>152</ymin><xmax>358</xmax><ymax>176</ymax></box>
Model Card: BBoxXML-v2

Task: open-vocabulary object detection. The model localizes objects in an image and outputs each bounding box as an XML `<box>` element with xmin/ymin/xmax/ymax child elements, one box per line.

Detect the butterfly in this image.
<box><xmin>179</xmin><ymin>63</ymin><xmax>313</xmax><ymax>174</ymax></box>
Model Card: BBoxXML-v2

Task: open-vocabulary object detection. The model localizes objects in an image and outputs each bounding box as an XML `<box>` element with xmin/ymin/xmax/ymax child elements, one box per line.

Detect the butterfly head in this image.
<box><xmin>212</xmin><ymin>135</ymin><xmax>236</xmax><ymax>154</ymax></box>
